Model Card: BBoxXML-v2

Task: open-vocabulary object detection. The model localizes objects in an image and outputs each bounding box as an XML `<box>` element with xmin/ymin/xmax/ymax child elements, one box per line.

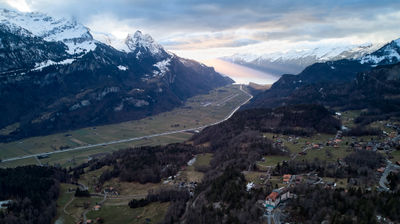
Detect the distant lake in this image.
<box><xmin>202</xmin><ymin>58</ymin><xmax>280</xmax><ymax>85</ymax></box>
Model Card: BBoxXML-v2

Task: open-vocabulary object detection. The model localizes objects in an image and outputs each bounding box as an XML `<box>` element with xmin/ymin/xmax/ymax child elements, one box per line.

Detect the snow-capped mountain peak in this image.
<box><xmin>125</xmin><ymin>30</ymin><xmax>163</xmax><ymax>56</ymax></box>
<box><xmin>360</xmin><ymin>38</ymin><xmax>400</xmax><ymax>65</ymax></box>
<box><xmin>93</xmin><ymin>30</ymin><xmax>165</xmax><ymax>58</ymax></box>
<box><xmin>0</xmin><ymin>8</ymin><xmax>96</xmax><ymax>55</ymax></box>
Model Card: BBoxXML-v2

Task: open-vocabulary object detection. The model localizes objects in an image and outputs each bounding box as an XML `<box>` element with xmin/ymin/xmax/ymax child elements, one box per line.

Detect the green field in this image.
<box><xmin>54</xmin><ymin>183</ymin><xmax>76</xmax><ymax>224</ymax></box>
<box><xmin>263</xmin><ymin>132</ymin><xmax>356</xmax><ymax>163</ymax></box>
<box><xmin>86</xmin><ymin>202</ymin><xmax>169</xmax><ymax>224</ymax></box>
<box><xmin>0</xmin><ymin>85</ymin><xmax>250</xmax><ymax>168</ymax></box>
<box><xmin>257</xmin><ymin>155</ymin><xmax>290</xmax><ymax>167</ymax></box>
<box><xmin>391</xmin><ymin>150</ymin><xmax>400</xmax><ymax>163</ymax></box>
<box><xmin>180</xmin><ymin>153</ymin><xmax>213</xmax><ymax>182</ymax></box>
<box><xmin>193</xmin><ymin>153</ymin><xmax>213</xmax><ymax>169</ymax></box>
<box><xmin>243</xmin><ymin>171</ymin><xmax>268</xmax><ymax>185</ymax></box>
<box><xmin>340</xmin><ymin>110</ymin><xmax>361</xmax><ymax>128</ymax></box>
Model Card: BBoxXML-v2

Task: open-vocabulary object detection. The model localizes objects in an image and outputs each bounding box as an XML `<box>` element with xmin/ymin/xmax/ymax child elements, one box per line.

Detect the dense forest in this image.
<box><xmin>0</xmin><ymin>166</ymin><xmax>68</xmax><ymax>224</ymax></box>
<box><xmin>273</xmin><ymin>150</ymin><xmax>385</xmax><ymax>186</ymax></box>
<box><xmin>193</xmin><ymin>104</ymin><xmax>341</xmax><ymax>147</ymax></box>
<box><xmin>184</xmin><ymin>167</ymin><xmax>266</xmax><ymax>224</ymax></box>
<box><xmin>77</xmin><ymin>144</ymin><xmax>197</xmax><ymax>185</ymax></box>
<box><xmin>287</xmin><ymin>185</ymin><xmax>400</xmax><ymax>223</ymax></box>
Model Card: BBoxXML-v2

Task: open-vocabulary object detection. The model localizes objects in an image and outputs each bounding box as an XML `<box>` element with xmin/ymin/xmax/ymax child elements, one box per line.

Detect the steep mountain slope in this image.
<box><xmin>224</xmin><ymin>43</ymin><xmax>381</xmax><ymax>75</ymax></box>
<box><xmin>0</xmin><ymin>9</ymin><xmax>96</xmax><ymax>55</ymax></box>
<box><xmin>0</xmin><ymin>23</ymin><xmax>68</xmax><ymax>73</ymax></box>
<box><xmin>0</xmin><ymin>9</ymin><xmax>232</xmax><ymax>142</ymax></box>
<box><xmin>244</xmin><ymin>59</ymin><xmax>371</xmax><ymax>109</ymax></box>
<box><xmin>245</xmin><ymin>61</ymin><xmax>400</xmax><ymax>125</ymax></box>
<box><xmin>244</xmin><ymin>38</ymin><xmax>400</xmax><ymax>110</ymax></box>
<box><xmin>360</xmin><ymin>38</ymin><xmax>400</xmax><ymax>65</ymax></box>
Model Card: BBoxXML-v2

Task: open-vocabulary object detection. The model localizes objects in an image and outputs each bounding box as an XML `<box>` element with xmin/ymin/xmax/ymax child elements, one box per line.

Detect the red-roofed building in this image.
<box><xmin>267</xmin><ymin>191</ymin><xmax>279</xmax><ymax>201</ymax></box>
<box><xmin>264</xmin><ymin>187</ymin><xmax>291</xmax><ymax>209</ymax></box>
<box><xmin>283</xmin><ymin>174</ymin><xmax>292</xmax><ymax>183</ymax></box>
<box><xmin>377</xmin><ymin>167</ymin><xmax>385</xmax><ymax>173</ymax></box>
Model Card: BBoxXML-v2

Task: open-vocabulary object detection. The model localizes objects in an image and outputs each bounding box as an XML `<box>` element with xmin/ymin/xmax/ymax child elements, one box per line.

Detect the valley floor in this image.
<box><xmin>53</xmin><ymin>152</ymin><xmax>214</xmax><ymax>224</ymax></box>
<box><xmin>0</xmin><ymin>84</ymin><xmax>251</xmax><ymax>168</ymax></box>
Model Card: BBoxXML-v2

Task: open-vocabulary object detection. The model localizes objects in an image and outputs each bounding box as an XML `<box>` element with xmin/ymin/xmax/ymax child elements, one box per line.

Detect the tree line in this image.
<box><xmin>0</xmin><ymin>166</ymin><xmax>68</xmax><ymax>224</ymax></box>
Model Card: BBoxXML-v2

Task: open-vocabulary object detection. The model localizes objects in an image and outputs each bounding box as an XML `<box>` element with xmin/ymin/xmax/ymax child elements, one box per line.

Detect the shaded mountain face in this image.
<box><xmin>0</xmin><ymin>9</ymin><xmax>233</xmax><ymax>142</ymax></box>
<box><xmin>244</xmin><ymin>59</ymin><xmax>372</xmax><ymax>109</ymax></box>
<box><xmin>245</xmin><ymin>60</ymin><xmax>400</xmax><ymax>125</ymax></box>
<box><xmin>244</xmin><ymin>38</ymin><xmax>400</xmax><ymax>111</ymax></box>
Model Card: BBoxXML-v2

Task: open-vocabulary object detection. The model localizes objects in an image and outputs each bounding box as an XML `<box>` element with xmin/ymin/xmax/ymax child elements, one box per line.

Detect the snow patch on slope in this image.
<box><xmin>32</xmin><ymin>58</ymin><xmax>75</xmax><ymax>71</ymax></box>
<box><xmin>117</xmin><ymin>65</ymin><xmax>128</xmax><ymax>71</ymax></box>
<box><xmin>153</xmin><ymin>58</ymin><xmax>171</xmax><ymax>77</ymax></box>
<box><xmin>360</xmin><ymin>39</ymin><xmax>400</xmax><ymax>65</ymax></box>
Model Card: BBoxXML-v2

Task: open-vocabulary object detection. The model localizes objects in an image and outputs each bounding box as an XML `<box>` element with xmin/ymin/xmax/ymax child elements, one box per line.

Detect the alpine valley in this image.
<box><xmin>1</xmin><ymin>3</ymin><xmax>400</xmax><ymax>224</ymax></box>
<box><xmin>0</xmin><ymin>9</ymin><xmax>232</xmax><ymax>142</ymax></box>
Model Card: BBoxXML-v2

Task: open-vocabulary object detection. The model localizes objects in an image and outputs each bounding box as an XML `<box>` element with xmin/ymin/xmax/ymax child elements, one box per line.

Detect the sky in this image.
<box><xmin>1</xmin><ymin>0</ymin><xmax>400</xmax><ymax>61</ymax></box>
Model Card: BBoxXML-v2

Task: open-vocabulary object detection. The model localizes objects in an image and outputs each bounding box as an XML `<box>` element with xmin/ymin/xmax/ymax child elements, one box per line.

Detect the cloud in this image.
<box><xmin>1</xmin><ymin>0</ymin><xmax>31</xmax><ymax>12</ymax></box>
<box><xmin>2</xmin><ymin>0</ymin><xmax>400</xmax><ymax>60</ymax></box>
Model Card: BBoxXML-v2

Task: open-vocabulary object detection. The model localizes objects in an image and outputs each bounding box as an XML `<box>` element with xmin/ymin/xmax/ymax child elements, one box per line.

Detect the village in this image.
<box><xmin>242</xmin><ymin>113</ymin><xmax>400</xmax><ymax>223</ymax></box>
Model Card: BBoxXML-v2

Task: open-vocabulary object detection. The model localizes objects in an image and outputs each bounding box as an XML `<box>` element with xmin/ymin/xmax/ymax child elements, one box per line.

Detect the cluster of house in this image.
<box><xmin>264</xmin><ymin>173</ymin><xmax>334</xmax><ymax>210</ymax></box>
<box><xmin>103</xmin><ymin>186</ymin><xmax>119</xmax><ymax>196</ymax></box>
<box><xmin>362</xmin><ymin>122</ymin><xmax>400</xmax><ymax>152</ymax></box>
<box><xmin>309</xmin><ymin>130</ymin><xmax>344</xmax><ymax>150</ymax></box>
<box><xmin>326</xmin><ymin>131</ymin><xmax>344</xmax><ymax>148</ymax></box>
<box><xmin>350</xmin><ymin>132</ymin><xmax>399</xmax><ymax>152</ymax></box>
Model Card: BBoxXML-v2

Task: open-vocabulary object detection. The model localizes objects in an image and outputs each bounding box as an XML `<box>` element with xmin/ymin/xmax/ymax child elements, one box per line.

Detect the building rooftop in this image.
<box><xmin>266</xmin><ymin>191</ymin><xmax>279</xmax><ymax>201</ymax></box>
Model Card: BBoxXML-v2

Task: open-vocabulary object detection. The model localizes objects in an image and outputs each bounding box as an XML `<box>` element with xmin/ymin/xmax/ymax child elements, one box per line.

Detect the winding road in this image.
<box><xmin>379</xmin><ymin>160</ymin><xmax>400</xmax><ymax>191</ymax></box>
<box><xmin>1</xmin><ymin>85</ymin><xmax>253</xmax><ymax>163</ymax></box>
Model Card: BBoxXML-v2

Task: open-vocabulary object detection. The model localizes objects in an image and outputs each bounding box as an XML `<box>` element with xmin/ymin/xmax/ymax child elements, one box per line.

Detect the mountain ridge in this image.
<box><xmin>224</xmin><ymin>42</ymin><xmax>383</xmax><ymax>75</ymax></box>
<box><xmin>0</xmin><ymin>8</ymin><xmax>233</xmax><ymax>142</ymax></box>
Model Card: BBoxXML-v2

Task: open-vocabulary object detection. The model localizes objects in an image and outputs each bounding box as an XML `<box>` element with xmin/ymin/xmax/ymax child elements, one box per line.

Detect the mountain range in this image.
<box><xmin>244</xmin><ymin>37</ymin><xmax>400</xmax><ymax>124</ymax></box>
<box><xmin>0</xmin><ymin>9</ymin><xmax>233</xmax><ymax>142</ymax></box>
<box><xmin>224</xmin><ymin>42</ymin><xmax>383</xmax><ymax>75</ymax></box>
